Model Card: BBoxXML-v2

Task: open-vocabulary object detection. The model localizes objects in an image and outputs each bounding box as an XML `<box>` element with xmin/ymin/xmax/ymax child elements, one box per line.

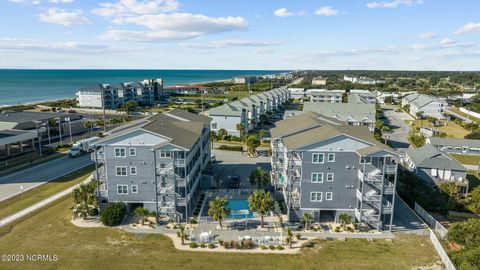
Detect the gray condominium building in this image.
<box><xmin>270</xmin><ymin>112</ymin><xmax>399</xmax><ymax>231</ymax></box>
<box><xmin>92</xmin><ymin>109</ymin><xmax>211</xmax><ymax>222</ymax></box>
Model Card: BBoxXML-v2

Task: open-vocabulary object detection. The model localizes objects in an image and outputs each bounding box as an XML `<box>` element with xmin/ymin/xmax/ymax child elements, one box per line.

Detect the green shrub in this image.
<box><xmin>189</xmin><ymin>242</ymin><xmax>198</xmax><ymax>248</ymax></box>
<box><xmin>200</xmin><ymin>243</ymin><xmax>206</xmax><ymax>248</ymax></box>
<box><xmin>276</xmin><ymin>245</ymin><xmax>284</xmax><ymax>250</ymax></box>
<box><xmin>218</xmin><ymin>239</ymin><xmax>224</xmax><ymax>246</ymax></box>
<box><xmin>260</xmin><ymin>245</ymin><xmax>268</xmax><ymax>250</ymax></box>
<box><xmin>100</xmin><ymin>202</ymin><xmax>126</xmax><ymax>226</ymax></box>
<box><xmin>335</xmin><ymin>227</ymin><xmax>341</xmax><ymax>232</ymax></box>
<box><xmin>296</xmin><ymin>233</ymin><xmax>302</xmax><ymax>240</ymax></box>
<box><xmin>218</xmin><ymin>145</ymin><xmax>243</xmax><ymax>151</ymax></box>
<box><xmin>88</xmin><ymin>208</ymin><xmax>99</xmax><ymax>216</ymax></box>
<box><xmin>208</xmin><ymin>243</ymin><xmax>216</xmax><ymax>249</ymax></box>
<box><xmin>190</xmin><ymin>218</ymin><xmax>197</xmax><ymax>224</ymax></box>
<box><xmin>268</xmin><ymin>245</ymin><xmax>276</xmax><ymax>250</ymax></box>
<box><xmin>241</xmin><ymin>239</ymin><xmax>255</xmax><ymax>249</ymax></box>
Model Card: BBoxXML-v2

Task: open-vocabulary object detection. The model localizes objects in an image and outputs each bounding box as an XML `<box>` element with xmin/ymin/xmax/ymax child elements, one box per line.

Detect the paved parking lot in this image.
<box><xmin>211</xmin><ymin>148</ymin><xmax>271</xmax><ymax>189</ymax></box>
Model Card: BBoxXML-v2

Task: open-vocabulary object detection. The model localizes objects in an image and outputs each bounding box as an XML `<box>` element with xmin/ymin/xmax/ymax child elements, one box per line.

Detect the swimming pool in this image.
<box><xmin>227</xmin><ymin>199</ymin><xmax>253</xmax><ymax>219</ymax></box>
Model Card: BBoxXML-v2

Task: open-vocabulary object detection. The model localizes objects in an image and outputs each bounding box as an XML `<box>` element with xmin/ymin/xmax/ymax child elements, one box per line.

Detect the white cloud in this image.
<box><xmin>99</xmin><ymin>13</ymin><xmax>248</xmax><ymax>42</ymax></box>
<box><xmin>273</xmin><ymin>8</ymin><xmax>305</xmax><ymax>17</ymax></box>
<box><xmin>38</xmin><ymin>8</ymin><xmax>91</xmax><ymax>26</ymax></box>
<box><xmin>315</xmin><ymin>6</ymin><xmax>340</xmax><ymax>16</ymax></box>
<box><xmin>179</xmin><ymin>39</ymin><xmax>283</xmax><ymax>49</ymax></box>
<box><xmin>417</xmin><ymin>32</ymin><xmax>437</xmax><ymax>39</ymax></box>
<box><xmin>98</xmin><ymin>29</ymin><xmax>200</xmax><ymax>42</ymax></box>
<box><xmin>408</xmin><ymin>39</ymin><xmax>474</xmax><ymax>51</ymax></box>
<box><xmin>253</xmin><ymin>48</ymin><xmax>274</xmax><ymax>54</ymax></box>
<box><xmin>454</xmin><ymin>22</ymin><xmax>480</xmax><ymax>35</ymax></box>
<box><xmin>0</xmin><ymin>38</ymin><xmax>134</xmax><ymax>54</ymax></box>
<box><xmin>49</xmin><ymin>0</ymin><xmax>74</xmax><ymax>3</ymax></box>
<box><xmin>92</xmin><ymin>0</ymin><xmax>179</xmax><ymax>17</ymax></box>
<box><xmin>9</xmin><ymin>0</ymin><xmax>41</xmax><ymax>4</ymax></box>
<box><xmin>408</xmin><ymin>43</ymin><xmax>432</xmax><ymax>50</ymax></box>
<box><xmin>366</xmin><ymin>0</ymin><xmax>423</xmax><ymax>9</ymax></box>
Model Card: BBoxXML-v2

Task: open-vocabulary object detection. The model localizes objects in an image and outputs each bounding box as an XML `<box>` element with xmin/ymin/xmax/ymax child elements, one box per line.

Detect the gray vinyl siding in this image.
<box><xmin>105</xmin><ymin>145</ymin><xmax>156</xmax><ymax>202</ymax></box>
<box><xmin>300</xmin><ymin>151</ymin><xmax>360</xmax><ymax>210</ymax></box>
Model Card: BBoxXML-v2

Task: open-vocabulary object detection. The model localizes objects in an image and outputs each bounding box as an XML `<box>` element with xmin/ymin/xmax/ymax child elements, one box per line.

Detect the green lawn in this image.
<box><xmin>450</xmin><ymin>154</ymin><xmax>480</xmax><ymax>166</ymax></box>
<box><xmin>0</xmin><ymin>197</ymin><xmax>441</xmax><ymax>270</ymax></box>
<box><xmin>406</xmin><ymin>119</ymin><xmax>470</xmax><ymax>138</ymax></box>
<box><xmin>0</xmin><ymin>165</ymin><xmax>94</xmax><ymax>220</ymax></box>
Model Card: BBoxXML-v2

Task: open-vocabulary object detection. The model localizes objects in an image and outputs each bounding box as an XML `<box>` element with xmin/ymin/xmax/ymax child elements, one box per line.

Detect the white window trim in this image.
<box><xmin>115</xmin><ymin>166</ymin><xmax>127</xmax><ymax>176</ymax></box>
<box><xmin>326</xmin><ymin>192</ymin><xmax>333</xmax><ymax>201</ymax></box>
<box><xmin>328</xmin><ymin>153</ymin><xmax>335</xmax><ymax>162</ymax></box>
<box><xmin>116</xmin><ymin>184</ymin><xmax>128</xmax><ymax>195</ymax></box>
<box><xmin>129</xmin><ymin>148</ymin><xmax>136</xmax><ymax>157</ymax></box>
<box><xmin>327</xmin><ymin>173</ymin><xmax>334</xmax><ymax>182</ymax></box>
<box><xmin>114</xmin><ymin>147</ymin><xmax>126</xmax><ymax>158</ymax></box>
<box><xmin>311</xmin><ymin>172</ymin><xmax>324</xmax><ymax>183</ymax></box>
<box><xmin>310</xmin><ymin>192</ymin><xmax>323</xmax><ymax>202</ymax></box>
<box><xmin>160</xmin><ymin>150</ymin><xmax>172</xmax><ymax>158</ymax></box>
<box><xmin>360</xmin><ymin>157</ymin><xmax>372</xmax><ymax>164</ymax></box>
<box><xmin>130</xmin><ymin>166</ymin><xmax>137</xmax><ymax>175</ymax></box>
<box><xmin>431</xmin><ymin>168</ymin><xmax>438</xmax><ymax>177</ymax></box>
<box><xmin>312</xmin><ymin>153</ymin><xmax>325</xmax><ymax>164</ymax></box>
<box><xmin>131</xmin><ymin>185</ymin><xmax>138</xmax><ymax>193</ymax></box>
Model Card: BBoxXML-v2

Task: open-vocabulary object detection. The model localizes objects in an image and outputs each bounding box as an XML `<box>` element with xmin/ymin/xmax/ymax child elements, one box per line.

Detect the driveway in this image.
<box><xmin>382</xmin><ymin>106</ymin><xmax>412</xmax><ymax>154</ymax></box>
<box><xmin>0</xmin><ymin>154</ymin><xmax>93</xmax><ymax>202</ymax></box>
<box><xmin>211</xmin><ymin>147</ymin><xmax>271</xmax><ymax>189</ymax></box>
<box><xmin>447</xmin><ymin>107</ymin><xmax>473</xmax><ymax>124</ymax></box>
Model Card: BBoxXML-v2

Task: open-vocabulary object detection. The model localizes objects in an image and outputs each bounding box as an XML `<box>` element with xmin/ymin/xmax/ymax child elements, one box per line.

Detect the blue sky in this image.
<box><xmin>1</xmin><ymin>0</ymin><xmax>479</xmax><ymax>70</ymax></box>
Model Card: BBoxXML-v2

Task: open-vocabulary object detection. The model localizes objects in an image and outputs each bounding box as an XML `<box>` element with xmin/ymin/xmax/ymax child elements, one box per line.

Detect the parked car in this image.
<box><xmin>229</xmin><ymin>175</ymin><xmax>241</xmax><ymax>189</ymax></box>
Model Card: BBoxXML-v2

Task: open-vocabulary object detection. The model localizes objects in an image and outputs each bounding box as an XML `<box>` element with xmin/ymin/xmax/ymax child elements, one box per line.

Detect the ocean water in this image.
<box><xmin>0</xmin><ymin>69</ymin><xmax>286</xmax><ymax>107</ymax></box>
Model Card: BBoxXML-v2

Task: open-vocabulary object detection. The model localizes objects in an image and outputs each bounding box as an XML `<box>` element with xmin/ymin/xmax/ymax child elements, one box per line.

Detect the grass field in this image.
<box><xmin>450</xmin><ymin>154</ymin><xmax>480</xmax><ymax>166</ymax></box>
<box><xmin>405</xmin><ymin>119</ymin><xmax>470</xmax><ymax>138</ymax></box>
<box><xmin>0</xmin><ymin>165</ymin><xmax>94</xmax><ymax>220</ymax></box>
<box><xmin>0</xmin><ymin>196</ymin><xmax>441</xmax><ymax>270</ymax></box>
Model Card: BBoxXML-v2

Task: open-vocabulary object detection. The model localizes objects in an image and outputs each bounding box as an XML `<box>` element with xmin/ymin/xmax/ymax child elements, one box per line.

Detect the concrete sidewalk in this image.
<box><xmin>0</xmin><ymin>175</ymin><xmax>93</xmax><ymax>228</ymax></box>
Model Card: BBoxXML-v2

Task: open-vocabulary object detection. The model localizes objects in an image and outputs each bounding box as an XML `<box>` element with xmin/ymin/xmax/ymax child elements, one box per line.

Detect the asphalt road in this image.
<box><xmin>382</xmin><ymin>106</ymin><xmax>413</xmax><ymax>154</ymax></box>
<box><xmin>0</xmin><ymin>154</ymin><xmax>93</xmax><ymax>202</ymax></box>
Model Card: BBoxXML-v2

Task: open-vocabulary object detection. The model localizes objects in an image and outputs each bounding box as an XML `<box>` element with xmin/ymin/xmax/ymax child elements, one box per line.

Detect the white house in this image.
<box><xmin>402</xmin><ymin>94</ymin><xmax>447</xmax><ymax>119</ymax></box>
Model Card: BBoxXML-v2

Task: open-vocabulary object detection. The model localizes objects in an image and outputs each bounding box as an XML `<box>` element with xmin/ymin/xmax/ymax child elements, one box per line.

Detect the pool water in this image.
<box><xmin>227</xmin><ymin>200</ymin><xmax>253</xmax><ymax>219</ymax></box>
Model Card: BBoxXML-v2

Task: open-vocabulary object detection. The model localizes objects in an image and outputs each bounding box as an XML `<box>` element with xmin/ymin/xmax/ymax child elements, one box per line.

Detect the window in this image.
<box><xmin>360</xmin><ymin>157</ymin><xmax>372</xmax><ymax>164</ymax></box>
<box><xmin>160</xmin><ymin>150</ymin><xmax>171</xmax><ymax>158</ymax></box>
<box><xmin>131</xmin><ymin>185</ymin><xmax>138</xmax><ymax>193</ymax></box>
<box><xmin>130</xmin><ymin>166</ymin><xmax>137</xmax><ymax>175</ymax></box>
<box><xmin>326</xmin><ymin>192</ymin><xmax>333</xmax><ymax>200</ymax></box>
<box><xmin>117</xmin><ymin>185</ymin><xmax>128</xmax><ymax>194</ymax></box>
<box><xmin>328</xmin><ymin>153</ymin><xmax>335</xmax><ymax>162</ymax></box>
<box><xmin>129</xmin><ymin>148</ymin><xmax>136</xmax><ymax>156</ymax></box>
<box><xmin>431</xmin><ymin>168</ymin><xmax>438</xmax><ymax>177</ymax></box>
<box><xmin>114</xmin><ymin>147</ymin><xmax>126</xmax><ymax>158</ymax></box>
<box><xmin>312</xmin><ymin>153</ymin><xmax>324</xmax><ymax>164</ymax></box>
<box><xmin>310</xmin><ymin>192</ymin><xmax>323</xmax><ymax>202</ymax></box>
<box><xmin>327</xmin><ymin>173</ymin><xmax>334</xmax><ymax>182</ymax></box>
<box><xmin>116</xmin><ymin>166</ymin><xmax>127</xmax><ymax>176</ymax></box>
<box><xmin>311</xmin><ymin>173</ymin><xmax>323</xmax><ymax>183</ymax></box>
<box><xmin>212</xmin><ymin>122</ymin><xmax>217</xmax><ymax>129</ymax></box>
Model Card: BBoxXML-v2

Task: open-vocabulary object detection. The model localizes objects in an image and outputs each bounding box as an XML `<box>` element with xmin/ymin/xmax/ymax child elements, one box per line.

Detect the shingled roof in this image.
<box><xmin>406</xmin><ymin>144</ymin><xmax>466</xmax><ymax>171</ymax></box>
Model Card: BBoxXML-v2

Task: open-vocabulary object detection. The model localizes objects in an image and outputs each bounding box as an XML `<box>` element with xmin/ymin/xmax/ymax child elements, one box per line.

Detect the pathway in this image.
<box><xmin>0</xmin><ymin>175</ymin><xmax>93</xmax><ymax>228</ymax></box>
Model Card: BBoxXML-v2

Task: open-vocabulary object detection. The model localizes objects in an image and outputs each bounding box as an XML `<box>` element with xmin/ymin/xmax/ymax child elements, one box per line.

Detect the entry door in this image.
<box><xmin>438</xmin><ymin>169</ymin><xmax>444</xmax><ymax>179</ymax></box>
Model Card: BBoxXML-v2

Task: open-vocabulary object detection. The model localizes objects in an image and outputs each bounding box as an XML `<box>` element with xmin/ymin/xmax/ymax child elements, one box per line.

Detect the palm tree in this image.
<box><xmin>248</xmin><ymin>190</ymin><xmax>274</xmax><ymax>228</ymax></box>
<box><xmin>83</xmin><ymin>120</ymin><xmax>92</xmax><ymax>137</ymax></box>
<box><xmin>178</xmin><ymin>225</ymin><xmax>186</xmax><ymax>245</ymax></box>
<box><xmin>258</xmin><ymin>129</ymin><xmax>266</xmax><ymax>142</ymax></box>
<box><xmin>246</xmin><ymin>135</ymin><xmax>260</xmax><ymax>157</ymax></box>
<box><xmin>135</xmin><ymin>207</ymin><xmax>149</xmax><ymax>225</ymax></box>
<box><xmin>236</xmin><ymin>123</ymin><xmax>245</xmax><ymax>137</ymax></box>
<box><xmin>249</xmin><ymin>167</ymin><xmax>270</xmax><ymax>189</ymax></box>
<box><xmin>72</xmin><ymin>182</ymin><xmax>96</xmax><ymax>216</ymax></box>
<box><xmin>217</xmin><ymin>128</ymin><xmax>227</xmax><ymax>141</ymax></box>
<box><xmin>208</xmin><ymin>196</ymin><xmax>230</xmax><ymax>229</ymax></box>
<box><xmin>209</xmin><ymin>131</ymin><xmax>217</xmax><ymax>150</ymax></box>
<box><xmin>339</xmin><ymin>213</ymin><xmax>352</xmax><ymax>231</ymax></box>
<box><xmin>286</xmin><ymin>228</ymin><xmax>293</xmax><ymax>249</ymax></box>
<box><xmin>302</xmin><ymin>212</ymin><xmax>313</xmax><ymax>230</ymax></box>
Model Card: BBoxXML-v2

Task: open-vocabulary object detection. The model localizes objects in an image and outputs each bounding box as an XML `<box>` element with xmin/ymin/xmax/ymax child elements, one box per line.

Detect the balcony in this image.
<box><xmin>91</xmin><ymin>151</ymin><xmax>105</xmax><ymax>162</ymax></box>
<box><xmin>176</xmin><ymin>198</ymin><xmax>187</xmax><ymax>206</ymax></box>
<box><xmin>174</xmin><ymin>159</ymin><xmax>185</xmax><ymax>166</ymax></box>
<box><xmin>386</xmin><ymin>165</ymin><xmax>397</xmax><ymax>174</ymax></box>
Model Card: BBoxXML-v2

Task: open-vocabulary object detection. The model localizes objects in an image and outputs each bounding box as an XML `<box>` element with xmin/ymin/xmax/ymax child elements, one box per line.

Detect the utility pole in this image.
<box><xmin>101</xmin><ymin>89</ymin><xmax>106</xmax><ymax>133</ymax></box>
<box><xmin>46</xmin><ymin>119</ymin><xmax>51</xmax><ymax>144</ymax></box>
<box><xmin>58</xmin><ymin>117</ymin><xmax>63</xmax><ymax>145</ymax></box>
<box><xmin>66</xmin><ymin>117</ymin><xmax>73</xmax><ymax>143</ymax></box>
